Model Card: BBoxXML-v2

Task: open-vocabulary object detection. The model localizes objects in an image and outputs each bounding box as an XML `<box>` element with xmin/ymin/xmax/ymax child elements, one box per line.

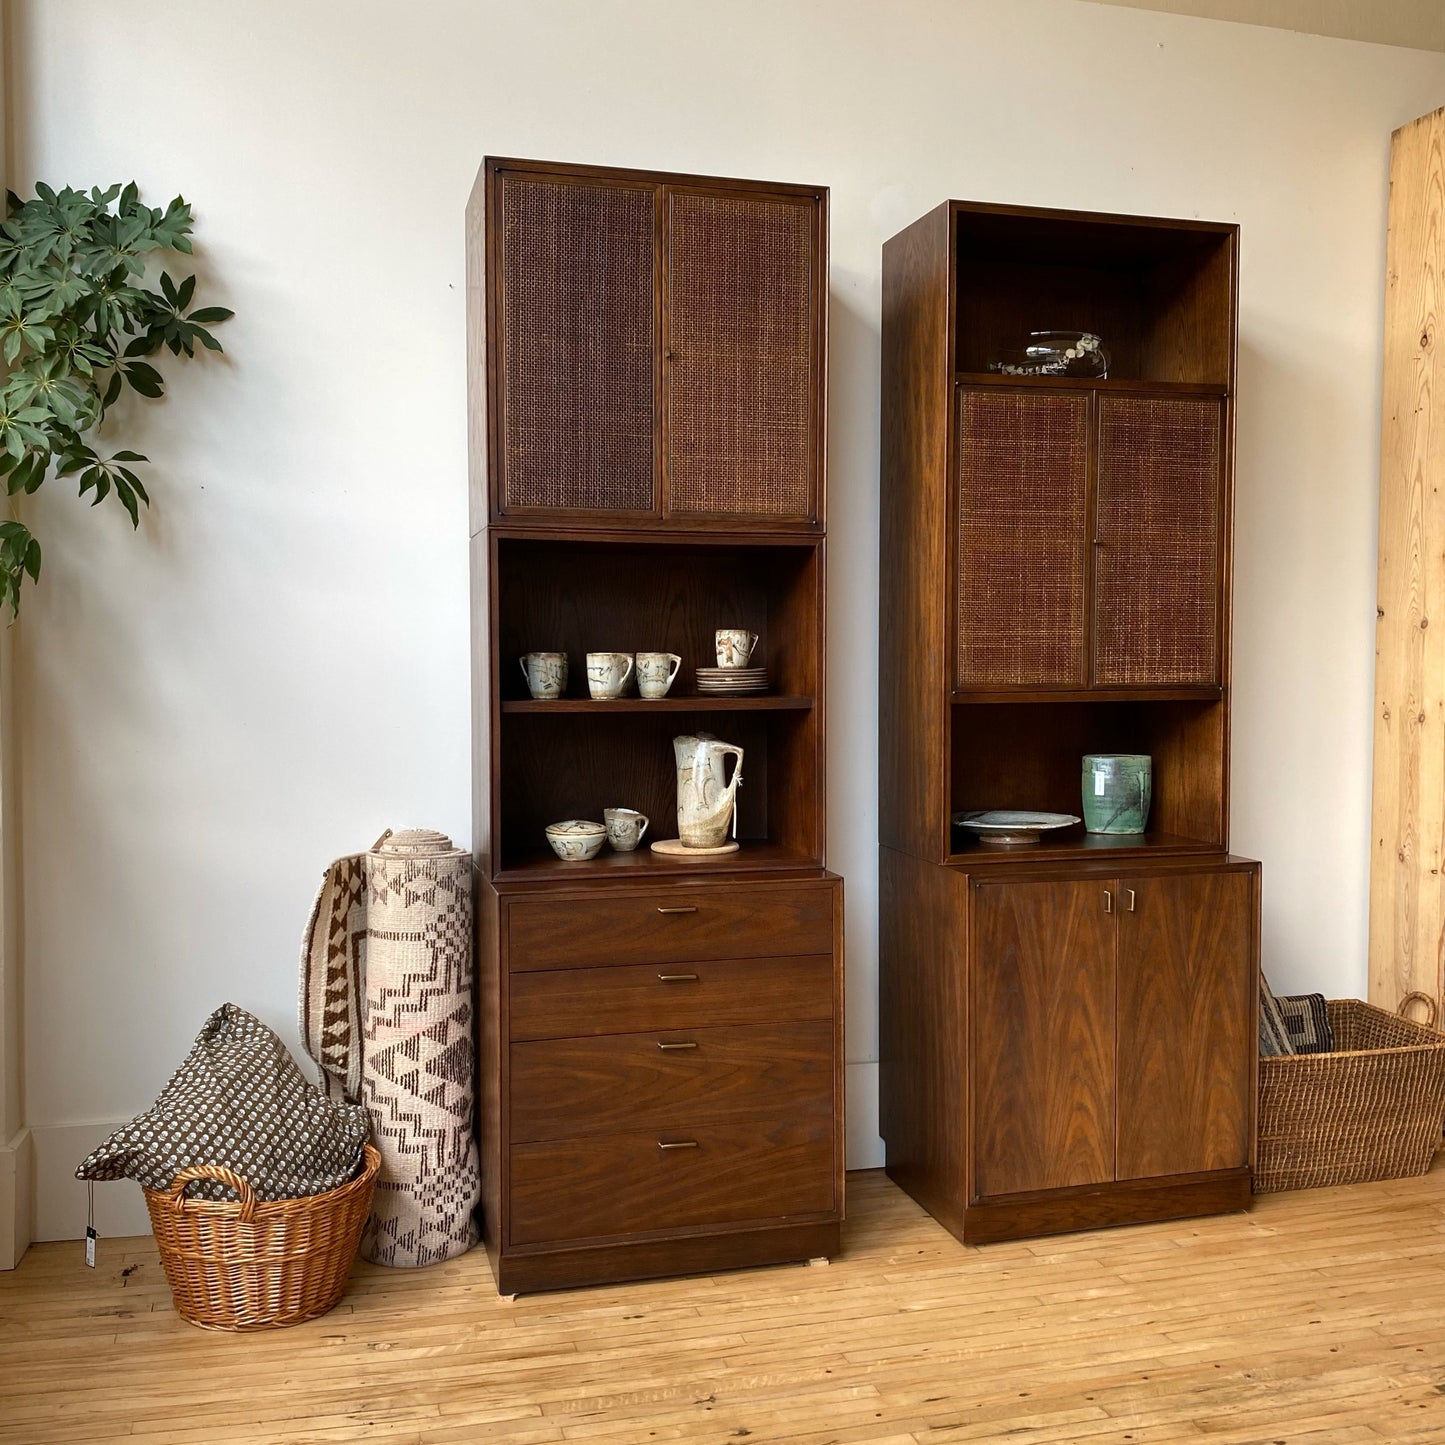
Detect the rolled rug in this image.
<box><xmin>300</xmin><ymin>828</ymin><xmax>480</xmax><ymax>1266</ymax></box>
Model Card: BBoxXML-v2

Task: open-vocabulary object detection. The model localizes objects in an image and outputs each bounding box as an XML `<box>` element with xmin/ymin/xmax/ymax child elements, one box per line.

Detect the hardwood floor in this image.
<box><xmin>5</xmin><ymin>1165</ymin><xmax>1445</xmax><ymax>1443</ymax></box>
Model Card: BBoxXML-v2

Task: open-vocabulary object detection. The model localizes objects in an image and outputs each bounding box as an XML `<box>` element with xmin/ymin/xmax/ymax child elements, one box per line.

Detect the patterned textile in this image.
<box><xmin>1260</xmin><ymin>977</ymin><xmax>1296</xmax><ymax>1058</ymax></box>
<box><xmin>76</xmin><ymin>1004</ymin><xmax>369</xmax><ymax>1200</ymax></box>
<box><xmin>300</xmin><ymin>829</ymin><xmax>480</xmax><ymax>1267</ymax></box>
<box><xmin>1276</xmin><ymin>992</ymin><xmax>1335</xmax><ymax>1055</ymax></box>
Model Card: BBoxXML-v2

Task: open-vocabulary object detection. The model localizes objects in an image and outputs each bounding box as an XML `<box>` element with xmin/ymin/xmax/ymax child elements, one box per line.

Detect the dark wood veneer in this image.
<box><xmin>880</xmin><ymin>198</ymin><xmax>1257</xmax><ymax>1248</ymax></box>
<box><xmin>469</xmin><ymin>157</ymin><xmax>842</xmax><ymax>1292</ymax></box>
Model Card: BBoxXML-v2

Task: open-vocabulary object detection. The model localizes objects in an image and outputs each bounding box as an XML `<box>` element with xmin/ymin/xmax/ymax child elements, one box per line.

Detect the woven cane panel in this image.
<box><xmin>956</xmin><ymin>390</ymin><xmax>1089</xmax><ymax>687</ymax></box>
<box><xmin>1095</xmin><ymin>396</ymin><xmax>1222</xmax><ymax>685</ymax></box>
<box><xmin>665</xmin><ymin>191</ymin><xmax>814</xmax><ymax>518</ymax></box>
<box><xmin>499</xmin><ymin>175</ymin><xmax>655</xmax><ymax>513</ymax></box>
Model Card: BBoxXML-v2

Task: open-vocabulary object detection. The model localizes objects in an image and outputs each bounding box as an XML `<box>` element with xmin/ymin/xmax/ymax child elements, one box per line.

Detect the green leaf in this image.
<box><xmin>188</xmin><ymin>306</ymin><xmax>234</xmax><ymax>324</ymax></box>
<box><xmin>177</xmin><ymin>274</ymin><xmax>195</xmax><ymax>311</ymax></box>
<box><xmin>111</xmin><ymin>449</ymin><xmax>146</xmax><ymax>462</ymax></box>
<box><xmin>22</xmin><ymin>537</ymin><xmax>39</xmax><ymax>581</ymax></box>
<box><xmin>113</xmin><ymin>474</ymin><xmax>139</xmax><ymax>526</ymax></box>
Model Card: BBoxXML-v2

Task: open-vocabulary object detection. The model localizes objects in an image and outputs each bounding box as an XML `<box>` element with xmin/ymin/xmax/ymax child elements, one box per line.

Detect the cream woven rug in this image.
<box><xmin>300</xmin><ymin>828</ymin><xmax>481</xmax><ymax>1266</ymax></box>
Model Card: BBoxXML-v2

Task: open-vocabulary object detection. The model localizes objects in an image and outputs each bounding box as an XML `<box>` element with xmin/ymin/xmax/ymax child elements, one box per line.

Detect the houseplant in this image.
<box><xmin>0</xmin><ymin>182</ymin><xmax>232</xmax><ymax>617</ymax></box>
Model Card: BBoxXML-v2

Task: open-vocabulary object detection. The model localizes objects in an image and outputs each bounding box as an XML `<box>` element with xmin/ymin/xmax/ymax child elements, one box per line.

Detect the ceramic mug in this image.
<box><xmin>636</xmin><ymin>651</ymin><xmax>682</xmax><ymax>700</ymax></box>
<box><xmin>586</xmin><ymin>651</ymin><xmax>635</xmax><ymax>699</ymax></box>
<box><xmin>603</xmin><ymin>807</ymin><xmax>650</xmax><ymax>852</ymax></box>
<box><xmin>519</xmin><ymin>651</ymin><xmax>568</xmax><ymax>700</ymax></box>
<box><xmin>715</xmin><ymin>628</ymin><xmax>759</xmax><ymax>668</ymax></box>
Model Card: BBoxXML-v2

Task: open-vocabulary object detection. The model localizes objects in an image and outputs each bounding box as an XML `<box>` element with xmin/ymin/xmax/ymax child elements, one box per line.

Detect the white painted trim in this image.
<box><xmin>0</xmin><ymin>1126</ymin><xmax>32</xmax><ymax>1269</ymax></box>
<box><xmin>32</xmin><ymin>1121</ymin><xmax>150</xmax><ymax>1242</ymax></box>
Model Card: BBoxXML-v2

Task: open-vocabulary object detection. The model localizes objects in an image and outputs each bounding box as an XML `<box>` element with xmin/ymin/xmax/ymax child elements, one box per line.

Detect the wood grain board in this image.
<box><xmin>8</xmin><ymin>1166</ymin><xmax>1445</xmax><ymax>1442</ymax></box>
<box><xmin>1371</xmin><ymin>105</ymin><xmax>1445</xmax><ymax>1023</ymax></box>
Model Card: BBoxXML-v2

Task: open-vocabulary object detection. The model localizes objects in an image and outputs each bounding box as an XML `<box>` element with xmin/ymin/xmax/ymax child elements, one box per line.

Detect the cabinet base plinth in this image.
<box><xmin>884</xmin><ymin>1166</ymin><xmax>1251</xmax><ymax>1247</ymax></box>
<box><xmin>491</xmin><ymin>1219</ymin><xmax>843</xmax><ymax>1295</ymax></box>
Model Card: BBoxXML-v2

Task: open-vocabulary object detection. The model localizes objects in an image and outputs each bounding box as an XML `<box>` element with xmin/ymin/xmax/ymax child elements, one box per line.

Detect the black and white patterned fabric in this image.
<box><xmin>1276</xmin><ymin>992</ymin><xmax>1335</xmax><ymax>1055</ymax></box>
<box><xmin>1259</xmin><ymin>977</ymin><xmax>1296</xmax><ymax>1058</ymax></box>
<box><xmin>76</xmin><ymin>1003</ymin><xmax>369</xmax><ymax>1201</ymax></box>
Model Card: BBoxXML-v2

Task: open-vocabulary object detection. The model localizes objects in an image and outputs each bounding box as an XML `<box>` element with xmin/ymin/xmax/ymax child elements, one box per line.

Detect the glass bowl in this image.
<box><xmin>988</xmin><ymin>330</ymin><xmax>1109</xmax><ymax>379</ymax></box>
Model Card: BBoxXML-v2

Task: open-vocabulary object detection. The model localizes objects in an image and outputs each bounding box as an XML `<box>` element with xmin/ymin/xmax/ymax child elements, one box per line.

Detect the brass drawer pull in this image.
<box><xmin>1126</xmin><ymin>889</ymin><xmax>1137</xmax><ymax>912</ymax></box>
<box><xmin>657</xmin><ymin>972</ymin><xmax>698</xmax><ymax>983</ymax></box>
<box><xmin>1104</xmin><ymin>889</ymin><xmax>1113</xmax><ymax>914</ymax></box>
<box><xmin>657</xmin><ymin>1139</ymin><xmax>698</xmax><ymax>1150</ymax></box>
<box><xmin>656</xmin><ymin>906</ymin><xmax>698</xmax><ymax>915</ymax></box>
<box><xmin>657</xmin><ymin>1040</ymin><xmax>698</xmax><ymax>1051</ymax></box>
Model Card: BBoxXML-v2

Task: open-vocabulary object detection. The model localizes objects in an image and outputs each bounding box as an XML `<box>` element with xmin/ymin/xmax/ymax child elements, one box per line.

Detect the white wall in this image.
<box><xmin>9</xmin><ymin>0</ymin><xmax>1444</xmax><ymax>1239</ymax></box>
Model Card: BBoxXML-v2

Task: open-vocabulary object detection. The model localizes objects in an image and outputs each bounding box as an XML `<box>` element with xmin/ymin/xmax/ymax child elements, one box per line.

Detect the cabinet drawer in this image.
<box><xmin>510</xmin><ymin>1020</ymin><xmax>834</xmax><ymax>1143</ymax></box>
<box><xmin>510</xmin><ymin>955</ymin><xmax>833</xmax><ymax>1042</ymax></box>
<box><xmin>509</xmin><ymin>1118</ymin><xmax>835</xmax><ymax>1246</ymax></box>
<box><xmin>506</xmin><ymin>884</ymin><xmax>833</xmax><ymax>970</ymax></box>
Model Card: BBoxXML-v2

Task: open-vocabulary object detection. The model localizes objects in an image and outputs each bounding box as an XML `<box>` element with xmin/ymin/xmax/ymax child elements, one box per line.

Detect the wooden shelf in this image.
<box><xmin>955</xmin><ymin>372</ymin><xmax>1227</xmax><ymax>396</ymax></box>
<box><xmin>494</xmin><ymin>840</ymin><xmax>824</xmax><ymax>884</ymax></box>
<box><xmin>502</xmin><ymin>695</ymin><xmax>814</xmax><ymax>714</ymax></box>
<box><xmin>946</xmin><ymin>830</ymin><xmax>1222</xmax><ymax>867</ymax></box>
<box><xmin>953</xmin><ymin>686</ymin><xmax>1223</xmax><ymax>705</ymax></box>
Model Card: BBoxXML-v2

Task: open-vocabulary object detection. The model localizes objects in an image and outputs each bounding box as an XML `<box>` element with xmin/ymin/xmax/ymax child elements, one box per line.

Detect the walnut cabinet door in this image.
<box><xmin>662</xmin><ymin>188</ymin><xmax>822</xmax><ymax>523</ymax></box>
<box><xmin>491</xmin><ymin>165</ymin><xmax>824</xmax><ymax>525</ymax></box>
<box><xmin>971</xmin><ymin>878</ymin><xmax>1117</xmax><ymax>1197</ymax></box>
<box><xmin>494</xmin><ymin>170</ymin><xmax>659</xmax><ymax>516</ymax></box>
<box><xmin>972</xmin><ymin>869</ymin><xmax>1255</xmax><ymax>1199</ymax></box>
<box><xmin>1093</xmin><ymin>395</ymin><xmax>1225</xmax><ymax>686</ymax></box>
<box><xmin>1114</xmin><ymin>870</ymin><xmax>1253</xmax><ymax>1179</ymax></box>
<box><xmin>953</xmin><ymin>386</ymin><xmax>1225</xmax><ymax>690</ymax></box>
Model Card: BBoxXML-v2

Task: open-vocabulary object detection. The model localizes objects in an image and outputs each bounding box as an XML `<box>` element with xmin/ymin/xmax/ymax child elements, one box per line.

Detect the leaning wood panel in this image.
<box><xmin>1371</xmin><ymin>106</ymin><xmax>1445</xmax><ymax>1021</ymax></box>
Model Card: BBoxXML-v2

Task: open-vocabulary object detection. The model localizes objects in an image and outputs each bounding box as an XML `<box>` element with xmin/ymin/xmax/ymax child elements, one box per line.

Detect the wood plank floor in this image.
<box><xmin>5</xmin><ymin>1166</ymin><xmax>1445</xmax><ymax>1444</ymax></box>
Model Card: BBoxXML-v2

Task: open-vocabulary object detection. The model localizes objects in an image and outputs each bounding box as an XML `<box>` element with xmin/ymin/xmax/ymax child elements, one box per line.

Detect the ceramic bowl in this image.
<box><xmin>544</xmin><ymin>819</ymin><xmax>607</xmax><ymax>861</ymax></box>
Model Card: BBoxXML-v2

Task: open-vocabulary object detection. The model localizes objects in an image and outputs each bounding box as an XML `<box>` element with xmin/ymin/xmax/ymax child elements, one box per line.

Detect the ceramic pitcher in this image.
<box><xmin>673</xmin><ymin>733</ymin><xmax>744</xmax><ymax>848</ymax></box>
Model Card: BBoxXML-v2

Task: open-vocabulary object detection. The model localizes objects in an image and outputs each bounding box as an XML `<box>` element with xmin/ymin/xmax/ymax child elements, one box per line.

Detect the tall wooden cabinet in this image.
<box><xmin>468</xmin><ymin>158</ymin><xmax>842</xmax><ymax>1294</ymax></box>
<box><xmin>879</xmin><ymin>200</ymin><xmax>1260</xmax><ymax>1245</ymax></box>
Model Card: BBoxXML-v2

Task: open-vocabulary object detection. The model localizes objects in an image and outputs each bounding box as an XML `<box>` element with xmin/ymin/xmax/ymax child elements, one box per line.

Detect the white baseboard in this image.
<box><xmin>25</xmin><ymin>1070</ymin><xmax>885</xmax><ymax>1245</ymax></box>
<box><xmin>846</xmin><ymin>1059</ymin><xmax>884</xmax><ymax>1170</ymax></box>
<box><xmin>0</xmin><ymin>1127</ymin><xmax>33</xmax><ymax>1267</ymax></box>
<box><xmin>32</xmin><ymin>1121</ymin><xmax>151</xmax><ymax>1242</ymax></box>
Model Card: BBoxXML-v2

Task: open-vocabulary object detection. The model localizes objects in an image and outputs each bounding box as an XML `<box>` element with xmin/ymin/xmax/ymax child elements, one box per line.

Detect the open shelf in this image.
<box><xmin>495</xmin><ymin>840</ymin><xmax>824</xmax><ymax>884</ymax></box>
<box><xmin>503</xmin><ymin>695</ymin><xmax>813</xmax><ymax>713</ymax></box>
<box><xmin>947</xmin><ymin>829</ymin><xmax>1221</xmax><ymax>867</ymax></box>
<box><xmin>950</xmin><ymin>698</ymin><xmax>1227</xmax><ymax>855</ymax></box>
<box><xmin>953</xmin><ymin>203</ymin><xmax>1235</xmax><ymax>388</ymax></box>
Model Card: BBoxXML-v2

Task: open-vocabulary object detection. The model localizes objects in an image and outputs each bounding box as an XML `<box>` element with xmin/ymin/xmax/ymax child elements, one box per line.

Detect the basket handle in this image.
<box><xmin>1399</xmin><ymin>991</ymin><xmax>1439</xmax><ymax>1028</ymax></box>
<box><xmin>165</xmin><ymin>1164</ymin><xmax>258</xmax><ymax>1222</ymax></box>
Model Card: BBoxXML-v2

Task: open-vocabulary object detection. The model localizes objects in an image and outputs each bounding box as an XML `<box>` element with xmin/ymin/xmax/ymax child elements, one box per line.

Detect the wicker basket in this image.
<box><xmin>1256</xmin><ymin>1001</ymin><xmax>1445</xmax><ymax>1193</ymax></box>
<box><xmin>143</xmin><ymin>1144</ymin><xmax>379</xmax><ymax>1331</ymax></box>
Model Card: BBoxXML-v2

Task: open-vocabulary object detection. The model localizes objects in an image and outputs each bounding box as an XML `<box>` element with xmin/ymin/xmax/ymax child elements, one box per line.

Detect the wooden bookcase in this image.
<box><xmin>467</xmin><ymin>158</ymin><xmax>843</xmax><ymax>1293</ymax></box>
<box><xmin>879</xmin><ymin>200</ymin><xmax>1260</xmax><ymax>1245</ymax></box>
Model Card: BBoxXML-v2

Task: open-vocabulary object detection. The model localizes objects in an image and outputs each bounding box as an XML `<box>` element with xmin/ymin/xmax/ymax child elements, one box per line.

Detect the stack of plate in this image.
<box><xmin>695</xmin><ymin>666</ymin><xmax>769</xmax><ymax>697</ymax></box>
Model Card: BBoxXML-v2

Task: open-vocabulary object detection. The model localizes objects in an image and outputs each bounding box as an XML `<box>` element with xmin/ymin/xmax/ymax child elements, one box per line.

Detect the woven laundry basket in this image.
<box><xmin>1255</xmin><ymin>1001</ymin><xmax>1445</xmax><ymax>1193</ymax></box>
<box><xmin>143</xmin><ymin>1144</ymin><xmax>379</xmax><ymax>1330</ymax></box>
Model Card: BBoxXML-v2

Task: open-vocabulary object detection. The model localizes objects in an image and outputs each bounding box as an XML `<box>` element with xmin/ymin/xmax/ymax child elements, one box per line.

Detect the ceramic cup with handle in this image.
<box><xmin>586</xmin><ymin>651</ymin><xmax>635</xmax><ymax>699</ymax></box>
<box><xmin>715</xmin><ymin>628</ymin><xmax>759</xmax><ymax>668</ymax></box>
<box><xmin>519</xmin><ymin>651</ymin><xmax>568</xmax><ymax>700</ymax></box>
<box><xmin>635</xmin><ymin>651</ymin><xmax>682</xmax><ymax>700</ymax></box>
<box><xmin>603</xmin><ymin>806</ymin><xmax>650</xmax><ymax>852</ymax></box>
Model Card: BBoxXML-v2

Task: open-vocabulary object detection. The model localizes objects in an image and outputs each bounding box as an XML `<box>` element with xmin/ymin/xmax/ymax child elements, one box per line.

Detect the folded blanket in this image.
<box><xmin>76</xmin><ymin>1003</ymin><xmax>369</xmax><ymax>1201</ymax></box>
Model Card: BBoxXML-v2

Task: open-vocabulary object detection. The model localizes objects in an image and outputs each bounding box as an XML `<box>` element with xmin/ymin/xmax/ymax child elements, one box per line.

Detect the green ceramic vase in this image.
<box><xmin>1081</xmin><ymin>753</ymin><xmax>1152</xmax><ymax>835</ymax></box>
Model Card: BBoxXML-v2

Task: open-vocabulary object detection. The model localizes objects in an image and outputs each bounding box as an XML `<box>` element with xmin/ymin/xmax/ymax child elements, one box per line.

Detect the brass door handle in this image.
<box><xmin>656</xmin><ymin>906</ymin><xmax>698</xmax><ymax>915</ymax></box>
<box><xmin>1103</xmin><ymin>889</ymin><xmax>1113</xmax><ymax>914</ymax></box>
<box><xmin>657</xmin><ymin>1041</ymin><xmax>698</xmax><ymax>1051</ymax></box>
<box><xmin>657</xmin><ymin>972</ymin><xmax>698</xmax><ymax>983</ymax></box>
<box><xmin>657</xmin><ymin>1139</ymin><xmax>698</xmax><ymax>1150</ymax></box>
<box><xmin>1126</xmin><ymin>889</ymin><xmax>1136</xmax><ymax>912</ymax></box>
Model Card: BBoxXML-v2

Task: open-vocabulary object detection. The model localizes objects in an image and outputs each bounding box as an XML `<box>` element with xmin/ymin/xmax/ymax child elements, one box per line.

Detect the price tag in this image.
<box><xmin>1094</xmin><ymin>769</ymin><xmax>1106</xmax><ymax>796</ymax></box>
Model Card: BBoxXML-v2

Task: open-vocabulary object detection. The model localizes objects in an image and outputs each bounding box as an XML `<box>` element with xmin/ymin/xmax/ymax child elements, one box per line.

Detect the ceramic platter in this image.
<box><xmin>651</xmin><ymin>837</ymin><xmax>741</xmax><ymax>857</ymax></box>
<box><xmin>952</xmin><ymin>809</ymin><xmax>1082</xmax><ymax>847</ymax></box>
